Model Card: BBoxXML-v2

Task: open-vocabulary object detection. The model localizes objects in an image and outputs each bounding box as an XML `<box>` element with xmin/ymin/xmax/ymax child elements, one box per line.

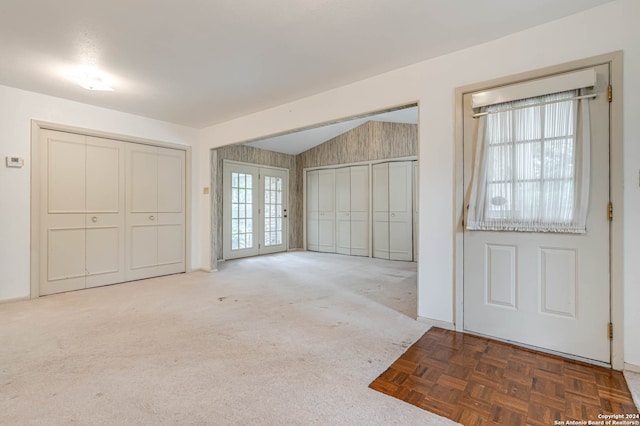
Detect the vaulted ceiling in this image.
<box><xmin>0</xmin><ymin>0</ymin><xmax>614</xmax><ymax>128</ymax></box>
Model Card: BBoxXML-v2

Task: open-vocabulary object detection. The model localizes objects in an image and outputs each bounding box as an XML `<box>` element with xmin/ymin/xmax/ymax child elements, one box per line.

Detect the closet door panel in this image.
<box><xmin>86</xmin><ymin>137</ymin><xmax>125</xmax><ymax>287</ymax></box>
<box><xmin>157</xmin><ymin>148</ymin><xmax>184</xmax><ymax>213</ymax></box>
<box><xmin>372</xmin><ymin>163</ymin><xmax>390</xmax><ymax>259</ymax></box>
<box><xmin>86</xmin><ymin>138</ymin><xmax>122</xmax><ymax>213</ymax></box>
<box><xmin>306</xmin><ymin>170</ymin><xmax>320</xmax><ymax>251</ymax></box>
<box><xmin>46</xmin><ymin>223</ymin><xmax>85</xmax><ymax>290</ymax></box>
<box><xmin>158</xmin><ymin>219</ymin><xmax>185</xmax><ymax>275</ymax></box>
<box><xmin>126</xmin><ymin>143</ymin><xmax>159</xmax><ymax>280</ymax></box>
<box><xmin>335</xmin><ymin>168</ymin><xmax>351</xmax><ymax>255</ymax></box>
<box><xmin>317</xmin><ymin>169</ymin><xmax>335</xmax><ymax>253</ymax></box>
<box><xmin>128</xmin><ymin>144</ymin><xmax>158</xmax><ymax>213</ymax></box>
<box><xmin>388</xmin><ymin>161</ymin><xmax>413</xmax><ymax>261</ymax></box>
<box><xmin>86</xmin><ymin>216</ymin><xmax>122</xmax><ymax>287</ymax></box>
<box><xmin>40</xmin><ymin>130</ymin><xmax>87</xmax><ymax>295</ymax></box>
<box><xmin>157</xmin><ymin>147</ymin><xmax>185</xmax><ymax>274</ymax></box>
<box><xmin>47</xmin><ymin>133</ymin><xmax>86</xmax><ymax>213</ymax></box>
<box><xmin>350</xmin><ymin>165</ymin><xmax>369</xmax><ymax>257</ymax></box>
<box><xmin>129</xmin><ymin>224</ymin><xmax>158</xmax><ymax>276</ymax></box>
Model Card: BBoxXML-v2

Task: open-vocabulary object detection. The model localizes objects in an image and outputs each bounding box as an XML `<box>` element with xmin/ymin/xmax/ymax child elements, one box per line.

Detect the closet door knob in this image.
<box><xmin>92</xmin><ymin>216</ymin><xmax>98</xmax><ymax>223</ymax></box>
<box><xmin>149</xmin><ymin>215</ymin><xmax>155</xmax><ymax>221</ymax></box>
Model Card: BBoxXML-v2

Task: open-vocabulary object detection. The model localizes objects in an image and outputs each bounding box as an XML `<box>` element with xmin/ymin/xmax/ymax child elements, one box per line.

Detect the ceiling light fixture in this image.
<box><xmin>68</xmin><ymin>65</ymin><xmax>114</xmax><ymax>91</ymax></box>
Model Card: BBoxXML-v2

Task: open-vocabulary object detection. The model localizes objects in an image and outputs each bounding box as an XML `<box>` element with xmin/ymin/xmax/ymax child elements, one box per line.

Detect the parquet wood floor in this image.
<box><xmin>370</xmin><ymin>328</ymin><xmax>638</xmax><ymax>425</ymax></box>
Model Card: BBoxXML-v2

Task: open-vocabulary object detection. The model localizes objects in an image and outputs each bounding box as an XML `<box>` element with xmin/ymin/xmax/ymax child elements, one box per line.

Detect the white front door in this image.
<box><xmin>223</xmin><ymin>162</ymin><xmax>288</xmax><ymax>259</ymax></box>
<box><xmin>463</xmin><ymin>64</ymin><xmax>611</xmax><ymax>363</ymax></box>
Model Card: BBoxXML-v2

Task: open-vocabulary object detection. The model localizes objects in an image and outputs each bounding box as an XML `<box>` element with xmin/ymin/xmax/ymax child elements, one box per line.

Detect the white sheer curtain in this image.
<box><xmin>467</xmin><ymin>89</ymin><xmax>591</xmax><ymax>233</ymax></box>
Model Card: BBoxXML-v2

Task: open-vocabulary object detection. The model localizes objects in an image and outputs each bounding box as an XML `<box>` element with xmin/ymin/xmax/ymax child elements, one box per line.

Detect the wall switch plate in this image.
<box><xmin>6</xmin><ymin>156</ymin><xmax>24</xmax><ymax>168</ymax></box>
<box><xmin>203</xmin><ymin>187</ymin><xmax>210</xmax><ymax>195</ymax></box>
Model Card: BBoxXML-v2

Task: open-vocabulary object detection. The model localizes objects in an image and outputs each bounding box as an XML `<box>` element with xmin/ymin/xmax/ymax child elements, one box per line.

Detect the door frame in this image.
<box><xmin>30</xmin><ymin>120</ymin><xmax>192</xmax><ymax>298</ymax></box>
<box><xmin>222</xmin><ymin>159</ymin><xmax>290</xmax><ymax>260</ymax></box>
<box><xmin>454</xmin><ymin>51</ymin><xmax>624</xmax><ymax>369</ymax></box>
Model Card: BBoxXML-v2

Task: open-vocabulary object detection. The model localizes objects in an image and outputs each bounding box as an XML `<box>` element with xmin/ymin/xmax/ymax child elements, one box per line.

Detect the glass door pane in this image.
<box><xmin>231</xmin><ymin>172</ymin><xmax>254</xmax><ymax>250</ymax></box>
<box><xmin>263</xmin><ymin>175</ymin><xmax>283</xmax><ymax>247</ymax></box>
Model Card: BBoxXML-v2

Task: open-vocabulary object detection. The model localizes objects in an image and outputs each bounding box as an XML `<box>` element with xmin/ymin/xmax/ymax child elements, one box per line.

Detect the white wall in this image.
<box><xmin>199</xmin><ymin>0</ymin><xmax>640</xmax><ymax>366</ymax></box>
<box><xmin>0</xmin><ymin>85</ymin><xmax>200</xmax><ymax>301</ymax></box>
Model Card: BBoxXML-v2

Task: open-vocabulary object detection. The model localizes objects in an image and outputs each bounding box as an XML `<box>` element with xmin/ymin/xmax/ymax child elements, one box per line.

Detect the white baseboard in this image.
<box><xmin>625</xmin><ymin>362</ymin><xmax>640</xmax><ymax>373</ymax></box>
<box><xmin>0</xmin><ymin>296</ymin><xmax>30</xmax><ymax>305</ymax></box>
<box><xmin>416</xmin><ymin>317</ymin><xmax>456</xmax><ymax>331</ymax></box>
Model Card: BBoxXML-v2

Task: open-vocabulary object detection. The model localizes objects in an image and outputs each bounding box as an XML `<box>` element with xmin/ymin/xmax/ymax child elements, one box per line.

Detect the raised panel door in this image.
<box><xmin>335</xmin><ymin>167</ymin><xmax>351</xmax><ymax>255</ymax></box>
<box><xmin>388</xmin><ymin>161</ymin><xmax>413</xmax><ymax>261</ymax></box>
<box><xmin>350</xmin><ymin>165</ymin><xmax>369</xmax><ymax>257</ymax></box>
<box><xmin>85</xmin><ymin>137</ymin><xmax>125</xmax><ymax>288</ymax></box>
<box><xmin>317</xmin><ymin>169</ymin><xmax>335</xmax><ymax>253</ymax></box>
<box><xmin>372</xmin><ymin>163</ymin><xmax>389</xmax><ymax>259</ymax></box>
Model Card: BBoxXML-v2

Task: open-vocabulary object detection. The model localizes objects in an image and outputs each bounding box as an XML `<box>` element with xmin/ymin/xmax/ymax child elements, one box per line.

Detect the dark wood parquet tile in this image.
<box><xmin>370</xmin><ymin>328</ymin><xmax>639</xmax><ymax>425</ymax></box>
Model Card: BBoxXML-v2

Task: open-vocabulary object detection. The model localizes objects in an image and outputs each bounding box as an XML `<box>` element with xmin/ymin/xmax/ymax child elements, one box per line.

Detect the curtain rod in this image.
<box><xmin>472</xmin><ymin>93</ymin><xmax>597</xmax><ymax>119</ymax></box>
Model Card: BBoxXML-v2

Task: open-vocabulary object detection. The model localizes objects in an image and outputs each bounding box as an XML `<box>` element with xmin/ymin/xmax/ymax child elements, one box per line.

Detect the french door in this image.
<box><xmin>223</xmin><ymin>161</ymin><xmax>288</xmax><ymax>259</ymax></box>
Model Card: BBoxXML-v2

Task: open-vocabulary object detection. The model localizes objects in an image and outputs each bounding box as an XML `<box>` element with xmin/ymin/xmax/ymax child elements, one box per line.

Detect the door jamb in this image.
<box><xmin>453</xmin><ymin>51</ymin><xmax>624</xmax><ymax>369</ymax></box>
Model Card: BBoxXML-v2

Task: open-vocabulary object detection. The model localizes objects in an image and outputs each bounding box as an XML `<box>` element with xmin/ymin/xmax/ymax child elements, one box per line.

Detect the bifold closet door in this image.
<box><xmin>306</xmin><ymin>170</ymin><xmax>320</xmax><ymax>251</ymax></box>
<box><xmin>372</xmin><ymin>161</ymin><xmax>413</xmax><ymax>261</ymax></box>
<box><xmin>126</xmin><ymin>144</ymin><xmax>185</xmax><ymax>281</ymax></box>
<box><xmin>335</xmin><ymin>168</ymin><xmax>351</xmax><ymax>255</ymax></box>
<box><xmin>372</xmin><ymin>163</ymin><xmax>390</xmax><ymax>259</ymax></box>
<box><xmin>85</xmin><ymin>136</ymin><xmax>125</xmax><ymax>288</ymax></box>
<box><xmin>349</xmin><ymin>165</ymin><xmax>369</xmax><ymax>256</ymax></box>
<box><xmin>306</xmin><ymin>169</ymin><xmax>335</xmax><ymax>253</ymax></box>
<box><xmin>40</xmin><ymin>130</ymin><xmax>125</xmax><ymax>295</ymax></box>
<box><xmin>335</xmin><ymin>166</ymin><xmax>369</xmax><ymax>256</ymax></box>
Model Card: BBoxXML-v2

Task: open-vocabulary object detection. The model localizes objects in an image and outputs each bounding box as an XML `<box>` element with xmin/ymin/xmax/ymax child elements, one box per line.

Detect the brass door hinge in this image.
<box><xmin>608</xmin><ymin>322</ymin><xmax>613</xmax><ymax>340</ymax></box>
<box><xmin>607</xmin><ymin>202</ymin><xmax>613</xmax><ymax>222</ymax></box>
<box><xmin>607</xmin><ymin>84</ymin><xmax>613</xmax><ymax>103</ymax></box>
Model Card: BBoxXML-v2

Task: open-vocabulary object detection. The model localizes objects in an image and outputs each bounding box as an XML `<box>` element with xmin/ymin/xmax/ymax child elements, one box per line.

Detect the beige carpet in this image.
<box><xmin>0</xmin><ymin>252</ymin><xmax>455</xmax><ymax>425</ymax></box>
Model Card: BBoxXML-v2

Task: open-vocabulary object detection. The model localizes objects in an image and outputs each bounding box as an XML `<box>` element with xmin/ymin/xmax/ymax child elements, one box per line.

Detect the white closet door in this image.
<box><xmin>373</xmin><ymin>161</ymin><xmax>413</xmax><ymax>261</ymax></box>
<box><xmin>85</xmin><ymin>137</ymin><xmax>125</xmax><ymax>288</ymax></box>
<box><xmin>40</xmin><ymin>130</ymin><xmax>86</xmax><ymax>295</ymax></box>
<box><xmin>126</xmin><ymin>143</ymin><xmax>159</xmax><ymax>280</ymax></box>
<box><xmin>306</xmin><ymin>170</ymin><xmax>320</xmax><ymax>251</ymax></box>
<box><xmin>372</xmin><ymin>163</ymin><xmax>390</xmax><ymax>259</ymax></box>
<box><xmin>389</xmin><ymin>161</ymin><xmax>413</xmax><ymax>261</ymax></box>
<box><xmin>350</xmin><ymin>165</ymin><xmax>369</xmax><ymax>257</ymax></box>
<box><xmin>126</xmin><ymin>144</ymin><xmax>186</xmax><ymax>280</ymax></box>
<box><xmin>157</xmin><ymin>147</ymin><xmax>185</xmax><ymax>275</ymax></box>
<box><xmin>335</xmin><ymin>168</ymin><xmax>351</xmax><ymax>255</ymax></box>
<box><xmin>317</xmin><ymin>169</ymin><xmax>336</xmax><ymax>253</ymax></box>
<box><xmin>40</xmin><ymin>131</ymin><xmax>126</xmax><ymax>294</ymax></box>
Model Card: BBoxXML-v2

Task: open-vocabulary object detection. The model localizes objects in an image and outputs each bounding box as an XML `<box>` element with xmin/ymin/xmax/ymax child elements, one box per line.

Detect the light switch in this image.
<box><xmin>203</xmin><ymin>187</ymin><xmax>210</xmax><ymax>195</ymax></box>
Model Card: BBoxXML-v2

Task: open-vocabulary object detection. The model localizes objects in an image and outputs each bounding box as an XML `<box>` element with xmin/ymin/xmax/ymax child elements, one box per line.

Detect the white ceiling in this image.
<box><xmin>0</xmin><ymin>0</ymin><xmax>614</xmax><ymax>128</ymax></box>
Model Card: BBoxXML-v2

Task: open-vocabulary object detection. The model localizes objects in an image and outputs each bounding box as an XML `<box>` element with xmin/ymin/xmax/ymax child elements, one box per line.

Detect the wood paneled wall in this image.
<box><xmin>297</xmin><ymin>121</ymin><xmax>418</xmax><ymax>169</ymax></box>
<box><xmin>209</xmin><ymin>121</ymin><xmax>417</xmax><ymax>262</ymax></box>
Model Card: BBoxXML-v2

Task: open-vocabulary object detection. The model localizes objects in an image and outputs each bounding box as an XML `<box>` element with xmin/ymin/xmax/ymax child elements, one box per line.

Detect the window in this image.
<box><xmin>467</xmin><ymin>89</ymin><xmax>591</xmax><ymax>233</ymax></box>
